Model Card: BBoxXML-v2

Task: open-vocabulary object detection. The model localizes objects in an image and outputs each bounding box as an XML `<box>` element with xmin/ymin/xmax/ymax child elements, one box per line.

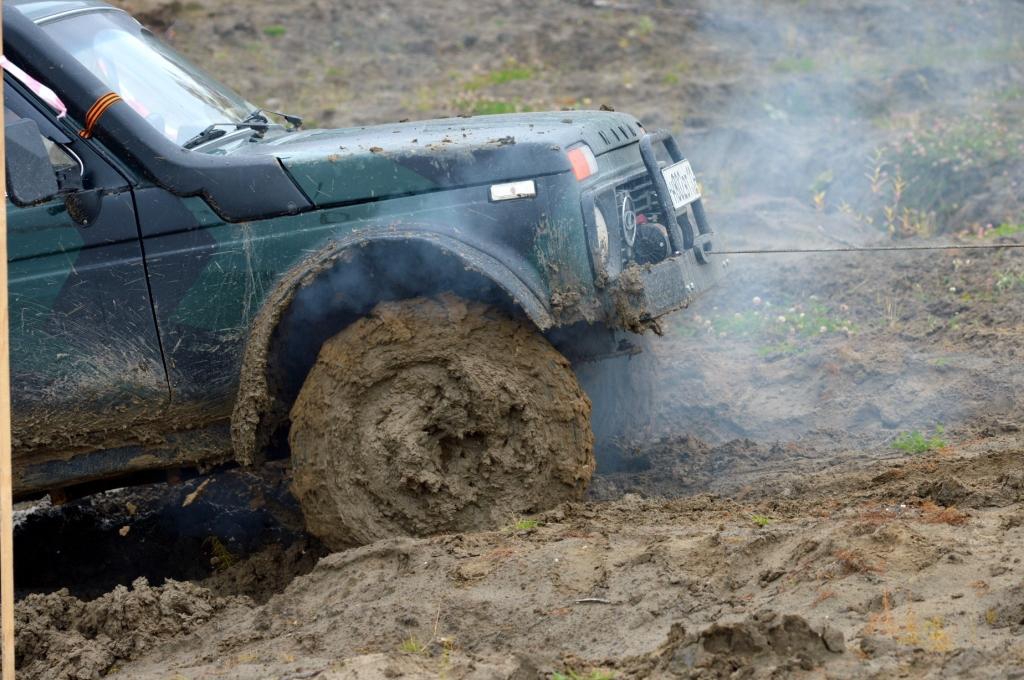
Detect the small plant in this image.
<box><xmin>399</xmin><ymin>637</ymin><xmax>427</xmax><ymax>654</ymax></box>
<box><xmin>634</xmin><ymin>15</ymin><xmax>656</xmax><ymax>37</ymax></box>
<box><xmin>507</xmin><ymin>517</ymin><xmax>539</xmax><ymax>532</ymax></box>
<box><xmin>893</xmin><ymin>427</ymin><xmax>947</xmax><ymax>454</ymax></box>
<box><xmin>262</xmin><ymin>25</ymin><xmax>286</xmax><ymax>38</ymax></box>
<box><xmin>923</xmin><ymin>616</ymin><xmax>952</xmax><ymax>653</ymax></box>
<box><xmin>995</xmin><ymin>270</ymin><xmax>1024</xmax><ymax>292</ymax></box>
<box><xmin>552</xmin><ymin>670</ymin><xmax>615</xmax><ymax>680</ymax></box>
<box><xmin>772</xmin><ymin>56</ymin><xmax>816</xmax><ymax>73</ymax></box>
<box><xmin>750</xmin><ymin>514</ymin><xmax>773</xmax><ymax>527</ymax></box>
<box><xmin>204</xmin><ymin>535</ymin><xmax>238</xmax><ymax>571</ymax></box>
<box><xmin>452</xmin><ymin>96</ymin><xmax>528</xmax><ymax>116</ymax></box>
<box><xmin>465</xmin><ymin>64</ymin><xmax>535</xmax><ymax>91</ymax></box>
<box><xmin>985</xmin><ymin>221</ymin><xmax>1024</xmax><ymax>238</ymax></box>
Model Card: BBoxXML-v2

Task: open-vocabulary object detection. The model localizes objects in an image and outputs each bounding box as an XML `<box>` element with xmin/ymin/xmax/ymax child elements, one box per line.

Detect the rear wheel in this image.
<box><xmin>288</xmin><ymin>296</ymin><xmax>594</xmax><ymax>549</ymax></box>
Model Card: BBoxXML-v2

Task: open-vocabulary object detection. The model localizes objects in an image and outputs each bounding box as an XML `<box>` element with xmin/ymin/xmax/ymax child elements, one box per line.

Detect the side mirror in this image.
<box><xmin>5</xmin><ymin>118</ymin><xmax>59</xmax><ymax>206</ymax></box>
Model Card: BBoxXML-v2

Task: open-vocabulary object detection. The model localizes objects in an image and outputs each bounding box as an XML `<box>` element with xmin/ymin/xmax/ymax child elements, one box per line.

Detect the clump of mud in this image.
<box><xmin>289</xmin><ymin>296</ymin><xmax>594</xmax><ymax>548</ymax></box>
<box><xmin>625</xmin><ymin>611</ymin><xmax>845</xmax><ymax>678</ymax></box>
<box><xmin>202</xmin><ymin>538</ymin><xmax>325</xmax><ymax>604</ymax></box>
<box><xmin>14</xmin><ymin>578</ymin><xmax>238</xmax><ymax>680</ymax></box>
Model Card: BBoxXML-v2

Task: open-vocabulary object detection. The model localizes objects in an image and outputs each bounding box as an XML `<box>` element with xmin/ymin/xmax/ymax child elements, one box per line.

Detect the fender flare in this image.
<box><xmin>230</xmin><ymin>228</ymin><xmax>554</xmax><ymax>465</ymax></box>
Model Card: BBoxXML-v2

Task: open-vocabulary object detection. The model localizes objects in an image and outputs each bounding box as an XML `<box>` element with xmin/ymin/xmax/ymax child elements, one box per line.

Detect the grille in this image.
<box><xmin>616</xmin><ymin>172</ymin><xmax>665</xmax><ymax>222</ymax></box>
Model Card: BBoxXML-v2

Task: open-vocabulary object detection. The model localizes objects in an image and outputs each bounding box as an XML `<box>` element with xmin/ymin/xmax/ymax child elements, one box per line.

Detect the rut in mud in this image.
<box><xmin>289</xmin><ymin>296</ymin><xmax>594</xmax><ymax>548</ymax></box>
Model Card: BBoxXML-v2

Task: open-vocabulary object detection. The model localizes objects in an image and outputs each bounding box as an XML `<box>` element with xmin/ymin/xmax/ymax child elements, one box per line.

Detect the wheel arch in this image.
<box><xmin>230</xmin><ymin>230</ymin><xmax>555</xmax><ymax>465</ymax></box>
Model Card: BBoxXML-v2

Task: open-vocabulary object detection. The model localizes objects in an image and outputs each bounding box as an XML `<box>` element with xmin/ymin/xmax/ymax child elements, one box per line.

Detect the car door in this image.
<box><xmin>5</xmin><ymin>80</ymin><xmax>169</xmax><ymax>465</ymax></box>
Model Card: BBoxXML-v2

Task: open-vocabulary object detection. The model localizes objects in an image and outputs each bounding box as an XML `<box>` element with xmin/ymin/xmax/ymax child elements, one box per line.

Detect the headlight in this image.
<box><xmin>593</xmin><ymin>205</ymin><xmax>609</xmax><ymax>263</ymax></box>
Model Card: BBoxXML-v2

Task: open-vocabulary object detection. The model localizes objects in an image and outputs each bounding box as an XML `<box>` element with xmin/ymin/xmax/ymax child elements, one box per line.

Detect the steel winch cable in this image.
<box><xmin>715</xmin><ymin>242</ymin><xmax>1024</xmax><ymax>255</ymax></box>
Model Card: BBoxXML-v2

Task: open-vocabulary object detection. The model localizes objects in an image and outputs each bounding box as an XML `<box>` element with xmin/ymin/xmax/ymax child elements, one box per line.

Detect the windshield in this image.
<box><xmin>40</xmin><ymin>9</ymin><xmax>254</xmax><ymax>146</ymax></box>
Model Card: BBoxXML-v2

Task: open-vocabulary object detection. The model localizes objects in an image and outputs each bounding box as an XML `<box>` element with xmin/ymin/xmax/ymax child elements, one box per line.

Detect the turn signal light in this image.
<box><xmin>567</xmin><ymin>145</ymin><xmax>598</xmax><ymax>181</ymax></box>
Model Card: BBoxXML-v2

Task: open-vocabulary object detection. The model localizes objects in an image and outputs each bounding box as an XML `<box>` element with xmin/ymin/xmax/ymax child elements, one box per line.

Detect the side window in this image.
<box><xmin>5</xmin><ymin>106</ymin><xmax>82</xmax><ymax>199</ymax></box>
<box><xmin>43</xmin><ymin>137</ymin><xmax>78</xmax><ymax>173</ymax></box>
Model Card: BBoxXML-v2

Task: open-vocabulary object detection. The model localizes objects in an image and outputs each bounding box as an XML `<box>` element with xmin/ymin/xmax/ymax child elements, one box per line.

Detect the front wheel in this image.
<box><xmin>288</xmin><ymin>296</ymin><xmax>595</xmax><ymax>549</ymax></box>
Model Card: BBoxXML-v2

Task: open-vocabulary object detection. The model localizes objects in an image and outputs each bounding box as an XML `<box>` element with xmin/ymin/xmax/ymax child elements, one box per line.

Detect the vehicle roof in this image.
<box><xmin>9</xmin><ymin>0</ymin><xmax>119</xmax><ymax>24</ymax></box>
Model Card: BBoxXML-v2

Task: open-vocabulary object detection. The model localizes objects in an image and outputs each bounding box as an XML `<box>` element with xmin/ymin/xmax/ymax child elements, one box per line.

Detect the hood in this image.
<box><xmin>237</xmin><ymin>111</ymin><xmax>645</xmax><ymax>207</ymax></box>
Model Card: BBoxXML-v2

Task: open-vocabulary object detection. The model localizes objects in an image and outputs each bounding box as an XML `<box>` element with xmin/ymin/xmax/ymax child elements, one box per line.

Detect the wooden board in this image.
<box><xmin>0</xmin><ymin>1</ymin><xmax>17</xmax><ymax>677</ymax></box>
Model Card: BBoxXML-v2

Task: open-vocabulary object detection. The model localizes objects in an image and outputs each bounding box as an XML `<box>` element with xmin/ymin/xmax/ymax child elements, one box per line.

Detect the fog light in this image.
<box><xmin>490</xmin><ymin>180</ymin><xmax>537</xmax><ymax>201</ymax></box>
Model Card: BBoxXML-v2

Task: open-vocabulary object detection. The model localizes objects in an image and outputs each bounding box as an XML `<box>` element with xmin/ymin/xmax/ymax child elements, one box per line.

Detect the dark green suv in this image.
<box><xmin>3</xmin><ymin>0</ymin><xmax>720</xmax><ymax>547</ymax></box>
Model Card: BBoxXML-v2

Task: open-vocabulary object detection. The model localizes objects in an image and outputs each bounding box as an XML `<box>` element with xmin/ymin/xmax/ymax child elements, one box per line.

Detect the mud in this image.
<box><xmin>15</xmin><ymin>578</ymin><xmax>239</xmax><ymax>680</ymax></box>
<box><xmin>289</xmin><ymin>296</ymin><xmax>594</xmax><ymax>548</ymax></box>
<box><xmin>68</xmin><ymin>436</ymin><xmax>1021</xmax><ymax>680</ymax></box>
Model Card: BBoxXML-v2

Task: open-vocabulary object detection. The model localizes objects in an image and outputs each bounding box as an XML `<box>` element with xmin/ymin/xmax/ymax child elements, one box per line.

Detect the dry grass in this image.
<box><xmin>919</xmin><ymin>501</ymin><xmax>969</xmax><ymax>526</ymax></box>
<box><xmin>833</xmin><ymin>548</ymin><xmax>883</xmax><ymax>576</ymax></box>
<box><xmin>811</xmin><ymin>588</ymin><xmax>836</xmax><ymax>608</ymax></box>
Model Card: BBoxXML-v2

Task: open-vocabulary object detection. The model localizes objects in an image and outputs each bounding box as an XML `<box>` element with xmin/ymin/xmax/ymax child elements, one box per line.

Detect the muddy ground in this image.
<box><xmin>12</xmin><ymin>0</ymin><xmax>1024</xmax><ymax>678</ymax></box>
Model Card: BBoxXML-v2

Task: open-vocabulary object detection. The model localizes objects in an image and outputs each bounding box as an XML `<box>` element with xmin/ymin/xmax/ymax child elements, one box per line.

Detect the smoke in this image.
<box><xmin>673</xmin><ymin>0</ymin><xmax>1024</xmax><ymax>244</ymax></box>
<box><xmin>582</xmin><ymin>0</ymin><xmax>1024</xmax><ymax>482</ymax></box>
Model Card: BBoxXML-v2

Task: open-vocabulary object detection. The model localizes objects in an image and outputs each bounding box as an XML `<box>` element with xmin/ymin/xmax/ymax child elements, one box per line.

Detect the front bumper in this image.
<box><xmin>584</xmin><ymin>129</ymin><xmax>724</xmax><ymax>326</ymax></box>
<box><xmin>634</xmin><ymin>130</ymin><xmax>723</xmax><ymax>318</ymax></box>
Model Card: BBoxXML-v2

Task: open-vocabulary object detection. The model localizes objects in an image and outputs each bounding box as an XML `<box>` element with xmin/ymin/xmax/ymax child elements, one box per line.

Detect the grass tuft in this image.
<box><xmin>552</xmin><ymin>671</ymin><xmax>616</xmax><ymax>680</ymax></box>
<box><xmin>399</xmin><ymin>637</ymin><xmax>427</xmax><ymax>654</ymax></box>
<box><xmin>465</xmin><ymin>65</ymin><xmax>535</xmax><ymax>91</ymax></box>
<box><xmin>893</xmin><ymin>427</ymin><xmax>947</xmax><ymax>454</ymax></box>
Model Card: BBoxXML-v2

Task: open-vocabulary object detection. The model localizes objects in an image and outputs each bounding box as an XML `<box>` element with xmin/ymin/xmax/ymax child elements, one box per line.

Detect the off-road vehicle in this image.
<box><xmin>3</xmin><ymin>0</ymin><xmax>721</xmax><ymax>547</ymax></box>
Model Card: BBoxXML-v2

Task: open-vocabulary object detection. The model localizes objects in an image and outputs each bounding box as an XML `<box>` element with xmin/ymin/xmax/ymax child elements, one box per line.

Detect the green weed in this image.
<box><xmin>511</xmin><ymin>518</ymin><xmax>539</xmax><ymax>531</ymax></box>
<box><xmin>635</xmin><ymin>15</ymin><xmax>655</xmax><ymax>37</ymax></box>
<box><xmin>698</xmin><ymin>303</ymin><xmax>853</xmax><ymax>341</ymax></box>
<box><xmin>465</xmin><ymin>65</ymin><xmax>534</xmax><ymax>90</ymax></box>
<box><xmin>751</xmin><ymin>514</ymin><xmax>773</xmax><ymax>528</ymax></box>
<box><xmin>772</xmin><ymin>56</ymin><xmax>816</xmax><ymax>74</ymax></box>
<box><xmin>399</xmin><ymin>637</ymin><xmax>427</xmax><ymax>654</ymax></box>
<box><xmin>453</xmin><ymin>97</ymin><xmax>528</xmax><ymax>116</ymax></box>
<box><xmin>893</xmin><ymin>427</ymin><xmax>947</xmax><ymax>454</ymax></box>
<box><xmin>995</xmin><ymin>270</ymin><xmax>1024</xmax><ymax>293</ymax></box>
<box><xmin>984</xmin><ymin>221</ymin><xmax>1024</xmax><ymax>239</ymax></box>
<box><xmin>552</xmin><ymin>670</ymin><xmax>615</xmax><ymax>680</ymax></box>
<box><xmin>262</xmin><ymin>25</ymin><xmax>286</xmax><ymax>38</ymax></box>
<box><xmin>204</xmin><ymin>535</ymin><xmax>238</xmax><ymax>571</ymax></box>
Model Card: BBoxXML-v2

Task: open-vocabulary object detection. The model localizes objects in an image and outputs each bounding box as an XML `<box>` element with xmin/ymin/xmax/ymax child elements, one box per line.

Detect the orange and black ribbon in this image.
<box><xmin>78</xmin><ymin>92</ymin><xmax>121</xmax><ymax>139</ymax></box>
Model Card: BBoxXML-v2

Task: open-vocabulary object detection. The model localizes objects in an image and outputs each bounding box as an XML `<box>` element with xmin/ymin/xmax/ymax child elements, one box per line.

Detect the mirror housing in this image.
<box><xmin>5</xmin><ymin>117</ymin><xmax>59</xmax><ymax>206</ymax></box>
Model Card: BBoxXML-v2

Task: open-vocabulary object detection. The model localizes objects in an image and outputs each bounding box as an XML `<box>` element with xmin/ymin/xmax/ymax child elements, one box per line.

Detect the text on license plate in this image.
<box><xmin>662</xmin><ymin>160</ymin><xmax>700</xmax><ymax>210</ymax></box>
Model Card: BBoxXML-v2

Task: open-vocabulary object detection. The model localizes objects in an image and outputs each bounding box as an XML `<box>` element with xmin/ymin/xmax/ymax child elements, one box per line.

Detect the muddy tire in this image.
<box><xmin>288</xmin><ymin>296</ymin><xmax>594</xmax><ymax>548</ymax></box>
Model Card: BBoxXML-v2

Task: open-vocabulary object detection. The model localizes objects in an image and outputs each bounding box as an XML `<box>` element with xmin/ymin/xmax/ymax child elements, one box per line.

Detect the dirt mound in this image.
<box><xmin>625</xmin><ymin>611</ymin><xmax>845</xmax><ymax>678</ymax></box>
<box><xmin>14</xmin><ymin>578</ymin><xmax>238</xmax><ymax>680</ymax></box>
<box><xmin>289</xmin><ymin>296</ymin><xmax>594</xmax><ymax>548</ymax></box>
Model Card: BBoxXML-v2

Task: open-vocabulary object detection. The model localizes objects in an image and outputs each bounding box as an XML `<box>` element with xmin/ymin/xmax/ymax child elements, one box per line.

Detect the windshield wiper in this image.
<box><xmin>182</xmin><ymin>109</ymin><xmax>304</xmax><ymax>150</ymax></box>
<box><xmin>182</xmin><ymin>120</ymin><xmax>271</xmax><ymax>150</ymax></box>
<box><xmin>245</xmin><ymin>108</ymin><xmax>303</xmax><ymax>129</ymax></box>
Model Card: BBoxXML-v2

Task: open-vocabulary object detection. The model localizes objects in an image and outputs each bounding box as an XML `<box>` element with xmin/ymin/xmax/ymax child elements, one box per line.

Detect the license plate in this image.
<box><xmin>662</xmin><ymin>160</ymin><xmax>700</xmax><ymax>210</ymax></box>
